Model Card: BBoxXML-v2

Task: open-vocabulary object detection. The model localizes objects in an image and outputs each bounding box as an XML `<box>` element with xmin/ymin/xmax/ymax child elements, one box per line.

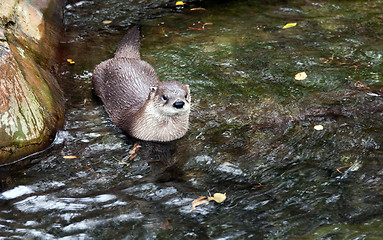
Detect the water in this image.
<box><xmin>1</xmin><ymin>0</ymin><xmax>383</xmax><ymax>239</ymax></box>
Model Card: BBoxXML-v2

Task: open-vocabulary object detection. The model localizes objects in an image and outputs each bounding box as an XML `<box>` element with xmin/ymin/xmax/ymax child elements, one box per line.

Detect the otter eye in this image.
<box><xmin>162</xmin><ymin>95</ymin><xmax>168</xmax><ymax>101</ymax></box>
<box><xmin>185</xmin><ymin>94</ymin><xmax>188</xmax><ymax>99</ymax></box>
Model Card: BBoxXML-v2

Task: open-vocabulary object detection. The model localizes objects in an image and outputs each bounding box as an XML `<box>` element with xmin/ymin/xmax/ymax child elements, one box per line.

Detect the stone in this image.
<box><xmin>0</xmin><ymin>0</ymin><xmax>64</xmax><ymax>166</ymax></box>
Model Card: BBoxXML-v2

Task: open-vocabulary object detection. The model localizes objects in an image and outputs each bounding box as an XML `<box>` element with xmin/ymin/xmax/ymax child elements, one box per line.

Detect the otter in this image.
<box><xmin>92</xmin><ymin>24</ymin><xmax>191</xmax><ymax>142</ymax></box>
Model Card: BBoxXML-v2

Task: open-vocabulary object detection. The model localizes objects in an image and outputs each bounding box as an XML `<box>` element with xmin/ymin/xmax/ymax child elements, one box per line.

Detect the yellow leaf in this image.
<box><xmin>67</xmin><ymin>58</ymin><xmax>75</xmax><ymax>64</ymax></box>
<box><xmin>176</xmin><ymin>1</ymin><xmax>186</xmax><ymax>5</ymax></box>
<box><xmin>208</xmin><ymin>192</ymin><xmax>226</xmax><ymax>203</ymax></box>
<box><xmin>282</xmin><ymin>23</ymin><xmax>297</xmax><ymax>29</ymax></box>
<box><xmin>103</xmin><ymin>20</ymin><xmax>112</xmax><ymax>24</ymax></box>
<box><xmin>314</xmin><ymin>125</ymin><xmax>324</xmax><ymax>131</ymax></box>
<box><xmin>295</xmin><ymin>72</ymin><xmax>307</xmax><ymax>80</ymax></box>
<box><xmin>63</xmin><ymin>155</ymin><xmax>77</xmax><ymax>159</ymax></box>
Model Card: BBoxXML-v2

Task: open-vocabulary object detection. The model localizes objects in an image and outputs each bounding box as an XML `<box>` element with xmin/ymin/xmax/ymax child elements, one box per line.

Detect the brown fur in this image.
<box><xmin>92</xmin><ymin>25</ymin><xmax>191</xmax><ymax>142</ymax></box>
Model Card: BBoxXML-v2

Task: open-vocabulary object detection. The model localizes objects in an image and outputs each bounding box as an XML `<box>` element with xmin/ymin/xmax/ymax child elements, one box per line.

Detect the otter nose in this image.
<box><xmin>173</xmin><ymin>100</ymin><xmax>185</xmax><ymax>109</ymax></box>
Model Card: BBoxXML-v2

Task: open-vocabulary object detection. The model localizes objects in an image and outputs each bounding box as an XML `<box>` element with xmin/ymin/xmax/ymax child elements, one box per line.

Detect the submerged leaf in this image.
<box><xmin>159</xmin><ymin>220</ymin><xmax>172</xmax><ymax>229</ymax></box>
<box><xmin>314</xmin><ymin>125</ymin><xmax>324</xmax><ymax>131</ymax></box>
<box><xmin>103</xmin><ymin>20</ymin><xmax>112</xmax><ymax>24</ymax></box>
<box><xmin>188</xmin><ymin>27</ymin><xmax>203</xmax><ymax>31</ymax></box>
<box><xmin>190</xmin><ymin>7</ymin><xmax>207</xmax><ymax>11</ymax></box>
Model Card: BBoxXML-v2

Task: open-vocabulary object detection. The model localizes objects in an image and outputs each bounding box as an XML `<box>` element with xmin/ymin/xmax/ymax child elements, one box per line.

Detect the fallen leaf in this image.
<box><xmin>282</xmin><ymin>23</ymin><xmax>297</xmax><ymax>29</ymax></box>
<box><xmin>314</xmin><ymin>125</ymin><xmax>324</xmax><ymax>131</ymax></box>
<box><xmin>190</xmin><ymin>7</ymin><xmax>207</xmax><ymax>11</ymax></box>
<box><xmin>208</xmin><ymin>192</ymin><xmax>226</xmax><ymax>203</ymax></box>
<box><xmin>103</xmin><ymin>20</ymin><xmax>112</xmax><ymax>24</ymax></box>
<box><xmin>176</xmin><ymin>1</ymin><xmax>186</xmax><ymax>5</ymax></box>
<box><xmin>295</xmin><ymin>72</ymin><xmax>307</xmax><ymax>80</ymax></box>
<box><xmin>129</xmin><ymin>143</ymin><xmax>141</xmax><ymax>155</ymax></box>
<box><xmin>188</xmin><ymin>27</ymin><xmax>203</xmax><ymax>31</ymax></box>
<box><xmin>336</xmin><ymin>165</ymin><xmax>350</xmax><ymax>174</ymax></box>
<box><xmin>66</xmin><ymin>58</ymin><xmax>75</xmax><ymax>64</ymax></box>
<box><xmin>202</xmin><ymin>22</ymin><xmax>213</xmax><ymax>30</ymax></box>
<box><xmin>63</xmin><ymin>155</ymin><xmax>77</xmax><ymax>159</ymax></box>
<box><xmin>128</xmin><ymin>143</ymin><xmax>141</xmax><ymax>161</ymax></box>
<box><xmin>190</xmin><ymin>196</ymin><xmax>209</xmax><ymax>211</ymax></box>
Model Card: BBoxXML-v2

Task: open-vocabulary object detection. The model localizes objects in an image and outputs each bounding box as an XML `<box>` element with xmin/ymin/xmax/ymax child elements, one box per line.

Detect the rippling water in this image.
<box><xmin>1</xmin><ymin>0</ymin><xmax>383</xmax><ymax>239</ymax></box>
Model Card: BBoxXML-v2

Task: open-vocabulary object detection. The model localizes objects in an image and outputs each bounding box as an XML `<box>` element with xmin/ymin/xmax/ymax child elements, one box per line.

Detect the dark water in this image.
<box><xmin>1</xmin><ymin>0</ymin><xmax>383</xmax><ymax>239</ymax></box>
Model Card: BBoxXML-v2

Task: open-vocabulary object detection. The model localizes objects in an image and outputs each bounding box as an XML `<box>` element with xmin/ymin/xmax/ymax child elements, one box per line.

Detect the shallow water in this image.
<box><xmin>1</xmin><ymin>0</ymin><xmax>383</xmax><ymax>239</ymax></box>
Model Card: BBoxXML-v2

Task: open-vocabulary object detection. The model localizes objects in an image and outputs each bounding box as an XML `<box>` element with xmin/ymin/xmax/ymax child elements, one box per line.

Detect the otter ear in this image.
<box><xmin>149</xmin><ymin>86</ymin><xmax>157</xmax><ymax>99</ymax></box>
<box><xmin>185</xmin><ymin>85</ymin><xmax>191</xmax><ymax>100</ymax></box>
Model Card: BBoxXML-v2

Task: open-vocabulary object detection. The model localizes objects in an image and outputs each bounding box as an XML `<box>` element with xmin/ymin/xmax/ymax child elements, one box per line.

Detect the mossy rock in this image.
<box><xmin>0</xmin><ymin>0</ymin><xmax>64</xmax><ymax>166</ymax></box>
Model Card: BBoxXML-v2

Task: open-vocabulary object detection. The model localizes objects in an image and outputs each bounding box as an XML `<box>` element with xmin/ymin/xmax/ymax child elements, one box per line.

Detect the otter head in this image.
<box><xmin>131</xmin><ymin>81</ymin><xmax>191</xmax><ymax>142</ymax></box>
<box><xmin>148</xmin><ymin>81</ymin><xmax>191</xmax><ymax>117</ymax></box>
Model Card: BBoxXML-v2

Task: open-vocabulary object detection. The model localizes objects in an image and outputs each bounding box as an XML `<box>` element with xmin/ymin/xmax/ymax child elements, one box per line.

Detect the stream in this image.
<box><xmin>1</xmin><ymin>0</ymin><xmax>383</xmax><ymax>239</ymax></box>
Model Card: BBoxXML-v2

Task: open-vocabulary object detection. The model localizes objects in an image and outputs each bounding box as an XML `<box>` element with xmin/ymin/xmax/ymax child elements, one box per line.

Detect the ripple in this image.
<box><xmin>14</xmin><ymin>194</ymin><xmax>118</xmax><ymax>213</ymax></box>
<box><xmin>1</xmin><ymin>186</ymin><xmax>34</xmax><ymax>200</ymax></box>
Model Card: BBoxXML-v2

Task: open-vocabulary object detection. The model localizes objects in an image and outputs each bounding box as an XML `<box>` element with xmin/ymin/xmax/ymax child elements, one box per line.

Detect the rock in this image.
<box><xmin>0</xmin><ymin>0</ymin><xmax>64</xmax><ymax>166</ymax></box>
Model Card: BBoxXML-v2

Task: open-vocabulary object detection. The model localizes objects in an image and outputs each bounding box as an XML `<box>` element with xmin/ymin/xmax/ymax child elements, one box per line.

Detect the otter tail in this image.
<box><xmin>114</xmin><ymin>23</ymin><xmax>141</xmax><ymax>59</ymax></box>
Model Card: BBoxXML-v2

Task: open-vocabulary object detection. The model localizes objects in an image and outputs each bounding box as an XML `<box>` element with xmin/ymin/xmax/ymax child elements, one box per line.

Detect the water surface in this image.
<box><xmin>1</xmin><ymin>0</ymin><xmax>383</xmax><ymax>239</ymax></box>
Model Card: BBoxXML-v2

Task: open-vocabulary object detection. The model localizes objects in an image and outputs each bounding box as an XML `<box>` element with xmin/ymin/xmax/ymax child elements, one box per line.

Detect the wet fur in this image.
<box><xmin>92</xmin><ymin>25</ymin><xmax>190</xmax><ymax>142</ymax></box>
